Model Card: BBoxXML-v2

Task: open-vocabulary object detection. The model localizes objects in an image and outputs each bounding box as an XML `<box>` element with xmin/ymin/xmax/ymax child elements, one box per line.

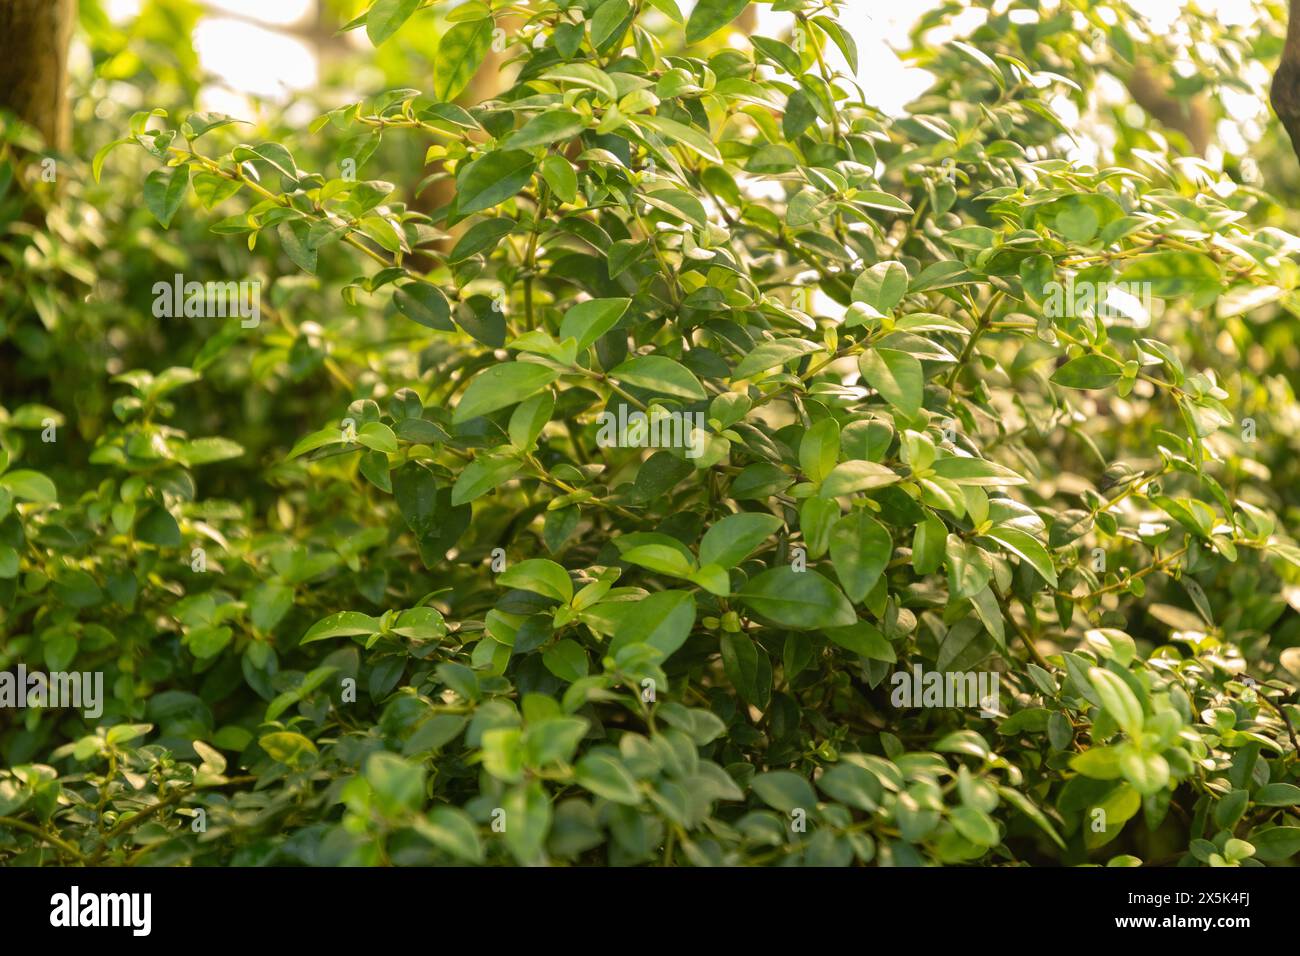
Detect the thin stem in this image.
<box><xmin>0</xmin><ymin>817</ymin><xmax>88</xmax><ymax>863</ymax></box>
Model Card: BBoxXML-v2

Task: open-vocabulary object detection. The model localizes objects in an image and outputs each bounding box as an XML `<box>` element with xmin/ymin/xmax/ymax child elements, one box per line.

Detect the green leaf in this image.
<box><xmin>1250</xmin><ymin>826</ymin><xmax>1300</xmax><ymax>862</ymax></box>
<box><xmin>498</xmin><ymin>558</ymin><xmax>573</xmax><ymax>603</ymax></box>
<box><xmin>559</xmin><ymin>298</ymin><xmax>630</xmax><ymax>349</ymax></box>
<box><xmin>542</xmin><ymin>639</ymin><xmax>588</xmax><ymax>682</ymax></box>
<box><xmin>1118</xmin><ymin>251</ymin><xmax>1220</xmax><ymax>298</ymax></box>
<box><xmin>824</xmin><ymin>620</ymin><xmax>894</xmax><ymax>662</ymax></box>
<box><xmin>302</xmin><ymin>611</ymin><xmax>380</xmax><ymax>644</ymax></box>
<box><xmin>174</xmin><ymin>437</ymin><xmax>244</xmax><ymax>466</ymax></box>
<box><xmin>523</xmin><ymin>716</ymin><xmax>589</xmax><ymax>767</ymax></box>
<box><xmin>950</xmin><ymin>806</ymin><xmax>1000</xmax><ymax>848</ymax></box>
<box><xmin>92</xmin><ymin>137</ymin><xmax>130</xmax><ymax>183</ymax></box>
<box><xmin>1051</xmin><ymin>354</ymin><xmax>1123</xmax><ymax>390</ymax></box>
<box><xmin>189</xmin><ymin>625</ymin><xmax>232</xmax><ymax>658</ymax></box>
<box><xmin>366</xmin><ymin>0</ymin><xmax>421</xmax><ymax>45</ymax></box>
<box><xmin>1256</xmin><ymin>783</ymin><xmax>1300</xmax><ymax>806</ymax></box>
<box><xmin>739</xmin><ymin>567</ymin><xmax>856</xmax><ymax>630</ymax></box>
<box><xmin>455</xmin><ymin>150</ymin><xmax>536</xmax><ymax>216</ymax></box>
<box><xmin>366</xmin><ymin>752</ymin><xmax>426</xmax><ymax>814</ymax></box>
<box><xmin>395</xmin><ymin>283</ymin><xmax>454</xmax><ymax>330</ymax></box>
<box><xmin>144</xmin><ymin>164</ymin><xmax>190</xmax><ymax>228</ymax></box>
<box><xmin>390</xmin><ymin>607</ymin><xmax>447</xmax><ymax>641</ymax></box>
<box><xmin>720</xmin><ymin>631</ymin><xmax>771</xmax><ymax>708</ymax></box>
<box><xmin>481</xmin><ymin>727</ymin><xmax>525</xmax><ymax>782</ymax></box>
<box><xmin>820</xmin><ymin>460</ymin><xmax>900</xmax><ymax>497</ymax></box>
<box><xmin>539</xmin><ymin>155</ymin><xmax>578</xmax><ymax>203</ymax></box>
<box><xmin>259</xmin><ymin>731</ymin><xmax>317</xmax><ymax>765</ymax></box>
<box><xmin>590</xmin><ymin>0</ymin><xmax>632</xmax><ymax>47</ymax></box>
<box><xmin>502</xmin><ymin>780</ymin><xmax>552</xmax><ymax>864</ymax></box>
<box><xmin>732</xmin><ymin>338</ymin><xmax>821</xmax><ymax>380</ymax></box>
<box><xmin>418</xmin><ymin>806</ymin><xmax>484</xmax><ymax>863</ymax></box>
<box><xmin>434</xmin><ymin>17</ymin><xmax>494</xmax><ymax>101</ymax></box>
<box><xmin>1215</xmin><ymin>789</ymin><xmax>1250</xmax><ymax>829</ymax></box>
<box><xmin>699</xmin><ymin>513</ymin><xmax>782</xmax><ymax>569</ymax></box>
<box><xmin>540</xmin><ymin>63</ymin><xmax>619</xmax><ymax>101</ymax></box>
<box><xmin>575</xmin><ymin>753</ymin><xmax>642</xmax><ymax>805</ymax></box>
<box><xmin>930</xmin><ymin>457</ymin><xmax>1027</xmax><ymax>486</ymax></box>
<box><xmin>798</xmin><ymin>417</ymin><xmax>840</xmax><ymax>483</ymax></box>
<box><xmin>912</xmin><ymin>513</ymin><xmax>946</xmax><ymax>574</ymax></box>
<box><xmin>829</xmin><ymin>511</ymin><xmax>891</xmax><ymax>602</ymax></box>
<box><xmin>945</xmin><ymin>537</ymin><xmax>992</xmax><ymax>600</ymax></box>
<box><xmin>981</xmin><ymin>526</ymin><xmax>1058</xmax><ymax>586</ymax></box>
<box><xmin>642</xmin><ymin>188</ymin><xmax>708</xmax><ymax>228</ymax></box>
<box><xmin>0</xmin><ymin>544</ymin><xmax>18</xmax><ymax>579</ymax></box>
<box><xmin>0</xmin><ymin>470</ymin><xmax>57</xmax><ymax>504</ymax></box>
<box><xmin>106</xmin><ymin>723</ymin><xmax>152</xmax><ymax>747</ymax></box>
<box><xmin>610</xmin><ymin>355</ymin><xmax>706</xmax><ymax>399</ymax></box>
<box><xmin>685</xmin><ymin>0</ymin><xmax>750</xmax><ymax>43</ymax></box>
<box><xmin>1070</xmin><ymin>745</ymin><xmax>1124</xmax><ymax>780</ymax></box>
<box><xmin>136</xmin><ymin>505</ymin><xmax>181</xmax><ymax>547</ymax></box>
<box><xmin>855</xmin><ymin>191</ymin><xmax>914</xmax><ymax>214</ymax></box>
<box><xmin>451</xmin><ymin>453</ymin><xmax>521</xmax><ymax>505</ymax></box>
<box><xmin>448</xmin><ymin>217</ymin><xmax>515</xmax><ymax>263</ymax></box>
<box><xmin>751</xmin><ymin>770</ymin><xmax>816</xmax><ymax>813</ymax></box>
<box><xmin>635</xmin><ymin>113</ymin><xmax>722</xmax><ymax>165</ymax></box>
<box><xmin>504</xmin><ymin>110</ymin><xmax>586</xmax><ymax>151</ymax></box>
<box><xmin>859</xmin><ymin>348</ymin><xmax>923</xmax><ymax>417</ymax></box>
<box><xmin>1119</xmin><ymin>748</ymin><xmax>1169</xmax><ymax>795</ymax></box>
<box><xmin>998</xmin><ymin>786</ymin><xmax>1067</xmax><ymax>850</ymax></box>
<box><xmin>853</xmin><ymin>261</ymin><xmax>909</xmax><ymax>313</ymax></box>
<box><xmin>286</xmin><ymin>427</ymin><xmax>344</xmax><ymax>460</ymax></box>
<box><xmin>278</xmin><ymin>219</ymin><xmax>316</xmax><ymax>274</ymax></box>
<box><xmin>1088</xmin><ymin>668</ymin><xmax>1144</xmax><ymax>737</ymax></box>
<box><xmin>357</xmin><ymin>421</ymin><xmax>398</xmax><ymax>454</ymax></box>
<box><xmin>608</xmin><ymin>590</ymin><xmax>697</xmax><ymax>658</ymax></box>
<box><xmin>621</xmin><ymin>543</ymin><xmax>696</xmax><ymax>577</ymax></box>
<box><xmin>508</xmin><ymin>392</ymin><xmax>554</xmax><ymax>449</ymax></box>
<box><xmin>817</xmin><ymin>762</ymin><xmax>882</xmax><ymax>811</ymax></box>
<box><xmin>454</xmin><ymin>362</ymin><xmax>560</xmax><ymax>423</ymax></box>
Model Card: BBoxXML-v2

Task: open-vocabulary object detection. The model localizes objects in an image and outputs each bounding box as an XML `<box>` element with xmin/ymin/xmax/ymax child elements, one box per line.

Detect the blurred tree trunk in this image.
<box><xmin>1125</xmin><ymin>61</ymin><xmax>1211</xmax><ymax>155</ymax></box>
<box><xmin>1272</xmin><ymin>0</ymin><xmax>1300</xmax><ymax>162</ymax></box>
<box><xmin>0</xmin><ymin>0</ymin><xmax>76</xmax><ymax>152</ymax></box>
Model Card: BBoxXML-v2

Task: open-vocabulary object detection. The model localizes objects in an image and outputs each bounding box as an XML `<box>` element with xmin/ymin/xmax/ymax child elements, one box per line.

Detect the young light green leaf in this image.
<box><xmin>559</xmin><ymin>298</ymin><xmax>630</xmax><ymax>349</ymax></box>
<box><xmin>610</xmin><ymin>355</ymin><xmax>706</xmax><ymax>399</ymax></box>
<box><xmin>1089</xmin><ymin>667</ymin><xmax>1144</xmax><ymax>737</ymax></box>
<box><xmin>454</xmin><ymin>363</ymin><xmax>560</xmax><ymax>423</ymax></box>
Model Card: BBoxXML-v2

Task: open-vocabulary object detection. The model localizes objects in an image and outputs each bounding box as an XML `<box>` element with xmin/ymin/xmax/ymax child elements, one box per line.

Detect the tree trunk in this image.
<box><xmin>1124</xmin><ymin>61</ymin><xmax>1211</xmax><ymax>156</ymax></box>
<box><xmin>1272</xmin><ymin>0</ymin><xmax>1300</xmax><ymax>162</ymax></box>
<box><xmin>0</xmin><ymin>0</ymin><xmax>76</xmax><ymax>152</ymax></box>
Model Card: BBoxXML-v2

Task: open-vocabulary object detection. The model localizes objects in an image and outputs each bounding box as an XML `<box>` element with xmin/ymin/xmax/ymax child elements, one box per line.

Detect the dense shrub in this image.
<box><xmin>3</xmin><ymin>0</ymin><xmax>1300</xmax><ymax>867</ymax></box>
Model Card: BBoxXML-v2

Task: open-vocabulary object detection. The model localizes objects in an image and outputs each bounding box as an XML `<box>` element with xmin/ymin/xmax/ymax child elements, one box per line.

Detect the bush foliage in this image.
<box><xmin>3</xmin><ymin>0</ymin><xmax>1300</xmax><ymax>867</ymax></box>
